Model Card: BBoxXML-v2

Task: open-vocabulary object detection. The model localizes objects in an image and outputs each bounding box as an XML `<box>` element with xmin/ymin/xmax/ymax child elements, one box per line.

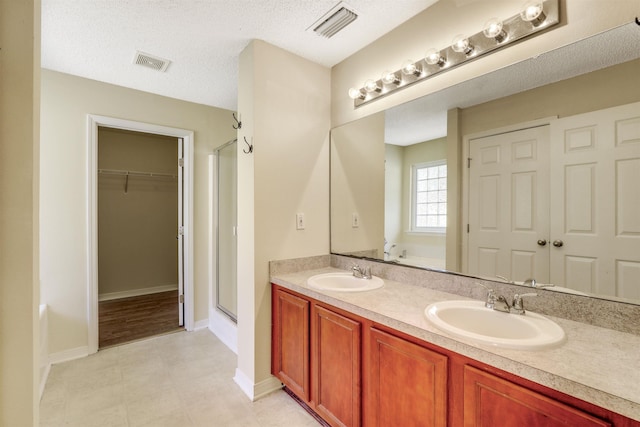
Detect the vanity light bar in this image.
<box><xmin>349</xmin><ymin>0</ymin><xmax>559</xmax><ymax>108</ymax></box>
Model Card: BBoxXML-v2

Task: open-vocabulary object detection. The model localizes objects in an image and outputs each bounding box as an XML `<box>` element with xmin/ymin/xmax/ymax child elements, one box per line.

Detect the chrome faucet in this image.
<box><xmin>495</xmin><ymin>274</ymin><xmax>515</xmax><ymax>284</ymax></box>
<box><xmin>477</xmin><ymin>283</ymin><xmax>496</xmax><ymax>309</ymax></box>
<box><xmin>477</xmin><ymin>283</ymin><xmax>537</xmax><ymax>315</ymax></box>
<box><xmin>383</xmin><ymin>243</ymin><xmax>396</xmax><ymax>257</ymax></box>
<box><xmin>511</xmin><ymin>293</ymin><xmax>538</xmax><ymax>315</ymax></box>
<box><xmin>523</xmin><ymin>278</ymin><xmax>555</xmax><ymax>289</ymax></box>
<box><xmin>493</xmin><ymin>294</ymin><xmax>511</xmax><ymax>313</ymax></box>
<box><xmin>351</xmin><ymin>264</ymin><xmax>372</xmax><ymax>279</ymax></box>
<box><xmin>492</xmin><ymin>293</ymin><xmax>537</xmax><ymax>314</ymax></box>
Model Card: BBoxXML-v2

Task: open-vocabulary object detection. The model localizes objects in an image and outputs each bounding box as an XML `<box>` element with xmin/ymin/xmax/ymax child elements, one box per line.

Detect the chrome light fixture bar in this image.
<box><xmin>349</xmin><ymin>0</ymin><xmax>559</xmax><ymax>108</ymax></box>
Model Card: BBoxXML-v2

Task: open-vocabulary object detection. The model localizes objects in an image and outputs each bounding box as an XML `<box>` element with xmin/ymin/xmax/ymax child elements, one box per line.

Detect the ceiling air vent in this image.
<box><xmin>133</xmin><ymin>51</ymin><xmax>171</xmax><ymax>72</ymax></box>
<box><xmin>309</xmin><ymin>2</ymin><xmax>358</xmax><ymax>38</ymax></box>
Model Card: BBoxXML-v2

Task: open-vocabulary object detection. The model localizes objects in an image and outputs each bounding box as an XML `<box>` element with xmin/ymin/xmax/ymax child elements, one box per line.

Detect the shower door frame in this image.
<box><xmin>214</xmin><ymin>139</ymin><xmax>238</xmax><ymax>323</ymax></box>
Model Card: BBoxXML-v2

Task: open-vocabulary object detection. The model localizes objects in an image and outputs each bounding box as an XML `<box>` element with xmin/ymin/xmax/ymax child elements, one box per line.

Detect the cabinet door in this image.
<box><xmin>312</xmin><ymin>304</ymin><xmax>361</xmax><ymax>427</ymax></box>
<box><xmin>367</xmin><ymin>327</ymin><xmax>448</xmax><ymax>427</ymax></box>
<box><xmin>272</xmin><ymin>288</ymin><xmax>310</xmax><ymax>401</ymax></box>
<box><xmin>463</xmin><ymin>365</ymin><xmax>610</xmax><ymax>427</ymax></box>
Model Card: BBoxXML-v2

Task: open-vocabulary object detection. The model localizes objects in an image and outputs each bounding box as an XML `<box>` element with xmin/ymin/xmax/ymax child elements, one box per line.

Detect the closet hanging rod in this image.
<box><xmin>98</xmin><ymin>168</ymin><xmax>177</xmax><ymax>179</ymax></box>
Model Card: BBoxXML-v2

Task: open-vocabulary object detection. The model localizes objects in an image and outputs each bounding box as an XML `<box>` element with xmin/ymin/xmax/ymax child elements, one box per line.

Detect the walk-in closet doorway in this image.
<box><xmin>87</xmin><ymin>115</ymin><xmax>195</xmax><ymax>354</ymax></box>
<box><xmin>97</xmin><ymin>127</ymin><xmax>182</xmax><ymax>348</ymax></box>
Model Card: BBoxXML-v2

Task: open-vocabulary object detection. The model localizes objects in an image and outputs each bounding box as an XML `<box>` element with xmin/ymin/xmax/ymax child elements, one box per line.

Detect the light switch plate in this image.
<box><xmin>296</xmin><ymin>213</ymin><xmax>305</xmax><ymax>230</ymax></box>
<box><xmin>352</xmin><ymin>213</ymin><xmax>359</xmax><ymax>228</ymax></box>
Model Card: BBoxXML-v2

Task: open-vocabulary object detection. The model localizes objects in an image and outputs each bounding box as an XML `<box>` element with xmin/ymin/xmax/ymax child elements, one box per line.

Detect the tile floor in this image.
<box><xmin>40</xmin><ymin>330</ymin><xmax>319</xmax><ymax>427</ymax></box>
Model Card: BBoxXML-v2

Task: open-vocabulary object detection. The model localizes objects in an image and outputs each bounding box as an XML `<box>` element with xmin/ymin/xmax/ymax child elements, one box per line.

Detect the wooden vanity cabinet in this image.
<box><xmin>463</xmin><ymin>365</ymin><xmax>611</xmax><ymax>427</ymax></box>
<box><xmin>272</xmin><ymin>284</ymin><xmax>639</xmax><ymax>427</ymax></box>
<box><xmin>272</xmin><ymin>285</ymin><xmax>361</xmax><ymax>427</ymax></box>
<box><xmin>312</xmin><ymin>304</ymin><xmax>361</xmax><ymax>427</ymax></box>
<box><xmin>366</xmin><ymin>327</ymin><xmax>448</xmax><ymax>427</ymax></box>
<box><xmin>272</xmin><ymin>287</ymin><xmax>310</xmax><ymax>401</ymax></box>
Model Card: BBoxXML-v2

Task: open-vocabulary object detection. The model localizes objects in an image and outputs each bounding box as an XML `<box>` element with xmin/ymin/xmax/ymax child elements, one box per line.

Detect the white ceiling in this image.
<box><xmin>41</xmin><ymin>0</ymin><xmax>439</xmax><ymax>111</ymax></box>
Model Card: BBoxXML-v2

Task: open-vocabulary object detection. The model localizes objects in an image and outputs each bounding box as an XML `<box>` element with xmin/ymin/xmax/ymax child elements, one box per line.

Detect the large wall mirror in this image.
<box><xmin>331</xmin><ymin>22</ymin><xmax>640</xmax><ymax>305</ymax></box>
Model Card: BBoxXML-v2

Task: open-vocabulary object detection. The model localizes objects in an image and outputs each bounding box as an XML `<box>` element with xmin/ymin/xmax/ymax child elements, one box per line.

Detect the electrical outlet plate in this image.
<box><xmin>296</xmin><ymin>213</ymin><xmax>305</xmax><ymax>230</ymax></box>
<box><xmin>352</xmin><ymin>213</ymin><xmax>359</xmax><ymax>228</ymax></box>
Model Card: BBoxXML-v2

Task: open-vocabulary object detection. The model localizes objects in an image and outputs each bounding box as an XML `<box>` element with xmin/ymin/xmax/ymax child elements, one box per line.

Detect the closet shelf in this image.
<box><xmin>98</xmin><ymin>168</ymin><xmax>177</xmax><ymax>194</ymax></box>
<box><xmin>98</xmin><ymin>168</ymin><xmax>177</xmax><ymax>179</ymax></box>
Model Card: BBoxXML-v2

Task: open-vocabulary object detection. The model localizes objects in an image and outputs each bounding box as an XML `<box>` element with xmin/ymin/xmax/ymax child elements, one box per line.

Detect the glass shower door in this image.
<box><xmin>215</xmin><ymin>140</ymin><xmax>237</xmax><ymax>321</ymax></box>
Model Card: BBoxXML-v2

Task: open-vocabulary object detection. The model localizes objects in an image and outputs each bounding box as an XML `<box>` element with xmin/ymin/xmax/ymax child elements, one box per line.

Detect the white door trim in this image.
<box><xmin>86</xmin><ymin>114</ymin><xmax>195</xmax><ymax>354</ymax></box>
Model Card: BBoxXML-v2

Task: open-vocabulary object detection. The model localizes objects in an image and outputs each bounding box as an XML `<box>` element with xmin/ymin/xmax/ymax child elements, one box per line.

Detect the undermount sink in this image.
<box><xmin>424</xmin><ymin>300</ymin><xmax>565</xmax><ymax>350</ymax></box>
<box><xmin>307</xmin><ymin>272</ymin><xmax>384</xmax><ymax>292</ymax></box>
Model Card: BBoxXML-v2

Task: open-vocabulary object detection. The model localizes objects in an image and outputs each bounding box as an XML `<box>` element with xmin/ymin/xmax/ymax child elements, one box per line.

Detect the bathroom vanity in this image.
<box><xmin>271</xmin><ymin>261</ymin><xmax>640</xmax><ymax>427</ymax></box>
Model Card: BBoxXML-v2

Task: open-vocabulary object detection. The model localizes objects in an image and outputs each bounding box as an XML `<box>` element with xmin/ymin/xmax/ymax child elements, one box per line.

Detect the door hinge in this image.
<box><xmin>178</xmin><ymin>158</ymin><xmax>184</xmax><ymax>167</ymax></box>
<box><xmin>179</xmin><ymin>294</ymin><xmax>184</xmax><ymax>304</ymax></box>
<box><xmin>467</xmin><ymin>224</ymin><xmax>470</xmax><ymax>233</ymax></box>
<box><xmin>178</xmin><ymin>225</ymin><xmax>184</xmax><ymax>236</ymax></box>
<box><xmin>467</xmin><ymin>157</ymin><xmax>472</xmax><ymax>168</ymax></box>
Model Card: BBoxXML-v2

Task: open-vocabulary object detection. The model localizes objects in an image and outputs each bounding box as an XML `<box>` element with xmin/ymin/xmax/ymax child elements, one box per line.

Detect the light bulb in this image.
<box><xmin>520</xmin><ymin>2</ymin><xmax>546</xmax><ymax>26</ymax></box>
<box><xmin>381</xmin><ymin>71</ymin><xmax>400</xmax><ymax>85</ymax></box>
<box><xmin>451</xmin><ymin>35</ymin><xmax>474</xmax><ymax>56</ymax></box>
<box><xmin>483</xmin><ymin>18</ymin><xmax>507</xmax><ymax>43</ymax></box>
<box><xmin>425</xmin><ymin>48</ymin><xmax>445</xmax><ymax>67</ymax></box>
<box><xmin>401</xmin><ymin>60</ymin><xmax>421</xmax><ymax>77</ymax></box>
<box><xmin>364</xmin><ymin>79</ymin><xmax>381</xmax><ymax>93</ymax></box>
<box><xmin>348</xmin><ymin>87</ymin><xmax>365</xmax><ymax>100</ymax></box>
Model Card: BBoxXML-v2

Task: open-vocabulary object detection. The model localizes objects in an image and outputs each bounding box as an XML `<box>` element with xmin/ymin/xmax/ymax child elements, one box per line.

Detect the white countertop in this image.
<box><xmin>271</xmin><ymin>267</ymin><xmax>640</xmax><ymax>422</ymax></box>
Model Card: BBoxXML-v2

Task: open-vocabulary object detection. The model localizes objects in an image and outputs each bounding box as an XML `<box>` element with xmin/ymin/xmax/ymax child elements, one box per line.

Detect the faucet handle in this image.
<box><xmin>362</xmin><ymin>265</ymin><xmax>372</xmax><ymax>279</ymax></box>
<box><xmin>351</xmin><ymin>264</ymin><xmax>362</xmax><ymax>277</ymax></box>
<box><xmin>351</xmin><ymin>263</ymin><xmax>371</xmax><ymax>279</ymax></box>
<box><xmin>476</xmin><ymin>283</ymin><xmax>496</xmax><ymax>309</ymax></box>
<box><xmin>511</xmin><ymin>293</ymin><xmax>537</xmax><ymax>315</ymax></box>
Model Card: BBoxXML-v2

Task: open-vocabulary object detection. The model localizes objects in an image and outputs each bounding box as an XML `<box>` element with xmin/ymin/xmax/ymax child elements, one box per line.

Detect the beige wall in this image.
<box><xmin>459</xmin><ymin>58</ymin><xmax>640</xmax><ymax>136</ymax></box>
<box><xmin>331</xmin><ymin>0</ymin><xmax>639</xmax><ymax>127</ymax></box>
<box><xmin>40</xmin><ymin>70</ymin><xmax>235</xmax><ymax>355</ymax></box>
<box><xmin>331</xmin><ymin>112</ymin><xmax>385</xmax><ymax>256</ymax></box>
<box><xmin>384</xmin><ymin>144</ymin><xmax>403</xmax><ymax>246</ymax></box>
<box><xmin>97</xmin><ymin>128</ymin><xmax>178</xmax><ymax>296</ymax></box>
<box><xmin>0</xmin><ymin>0</ymin><xmax>41</xmax><ymax>424</ymax></box>
<box><xmin>237</xmin><ymin>40</ymin><xmax>330</xmax><ymax>394</ymax></box>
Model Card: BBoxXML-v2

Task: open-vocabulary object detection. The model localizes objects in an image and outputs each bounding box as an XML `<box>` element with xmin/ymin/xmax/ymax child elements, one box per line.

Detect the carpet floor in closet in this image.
<box><xmin>99</xmin><ymin>290</ymin><xmax>183</xmax><ymax>348</ymax></box>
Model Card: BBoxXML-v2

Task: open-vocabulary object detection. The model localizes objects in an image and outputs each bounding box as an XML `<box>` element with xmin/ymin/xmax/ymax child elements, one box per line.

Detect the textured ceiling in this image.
<box><xmin>41</xmin><ymin>0</ymin><xmax>439</xmax><ymax>111</ymax></box>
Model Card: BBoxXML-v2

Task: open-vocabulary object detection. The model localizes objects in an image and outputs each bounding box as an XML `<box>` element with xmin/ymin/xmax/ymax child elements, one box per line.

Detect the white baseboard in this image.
<box><xmin>233</xmin><ymin>368</ymin><xmax>253</xmax><ymax>399</ymax></box>
<box><xmin>48</xmin><ymin>346</ymin><xmax>89</xmax><ymax>365</ymax></box>
<box><xmin>234</xmin><ymin>368</ymin><xmax>283</xmax><ymax>402</ymax></box>
<box><xmin>98</xmin><ymin>284</ymin><xmax>178</xmax><ymax>301</ymax></box>
<box><xmin>208</xmin><ymin>308</ymin><xmax>237</xmax><ymax>354</ymax></box>
<box><xmin>193</xmin><ymin>318</ymin><xmax>209</xmax><ymax>331</ymax></box>
<box><xmin>39</xmin><ymin>362</ymin><xmax>51</xmax><ymax>401</ymax></box>
<box><xmin>254</xmin><ymin>376</ymin><xmax>284</xmax><ymax>400</ymax></box>
<box><xmin>39</xmin><ymin>304</ymin><xmax>50</xmax><ymax>400</ymax></box>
